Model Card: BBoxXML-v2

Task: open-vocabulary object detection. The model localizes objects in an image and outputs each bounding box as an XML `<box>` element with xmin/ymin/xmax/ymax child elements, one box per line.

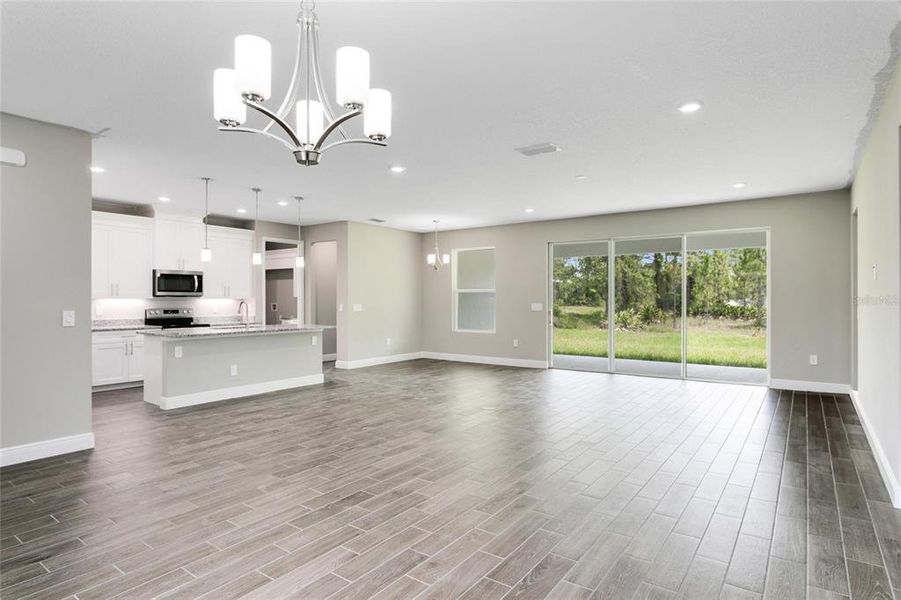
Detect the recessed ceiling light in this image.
<box><xmin>575</xmin><ymin>174</ymin><xmax>588</xmax><ymax>180</ymax></box>
<box><xmin>277</xmin><ymin>200</ymin><xmax>289</xmax><ymax>206</ymax></box>
<box><xmin>89</xmin><ymin>166</ymin><xmax>105</xmax><ymax>173</ymax></box>
<box><xmin>732</xmin><ymin>182</ymin><xmax>747</xmax><ymax>189</ymax></box>
<box><xmin>390</xmin><ymin>165</ymin><xmax>406</xmax><ymax>173</ymax></box>
<box><xmin>677</xmin><ymin>101</ymin><xmax>703</xmax><ymax>113</ymax></box>
<box><xmin>524</xmin><ymin>208</ymin><xmax>535</xmax><ymax>213</ymax></box>
<box><xmin>158</xmin><ymin>196</ymin><xmax>171</xmax><ymax>203</ymax></box>
<box><xmin>236</xmin><ymin>208</ymin><xmax>247</xmax><ymax>214</ymax></box>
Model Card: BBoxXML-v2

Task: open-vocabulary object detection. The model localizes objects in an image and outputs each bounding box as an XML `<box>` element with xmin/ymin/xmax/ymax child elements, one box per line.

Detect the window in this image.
<box><xmin>453</xmin><ymin>247</ymin><xmax>496</xmax><ymax>332</ymax></box>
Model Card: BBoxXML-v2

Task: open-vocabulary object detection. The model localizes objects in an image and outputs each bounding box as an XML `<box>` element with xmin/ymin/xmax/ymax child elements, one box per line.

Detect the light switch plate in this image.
<box><xmin>230</xmin><ymin>364</ymin><xmax>238</xmax><ymax>376</ymax></box>
<box><xmin>312</xmin><ymin>336</ymin><xmax>317</xmax><ymax>346</ymax></box>
<box><xmin>174</xmin><ymin>346</ymin><xmax>183</xmax><ymax>358</ymax></box>
<box><xmin>61</xmin><ymin>310</ymin><xmax>76</xmax><ymax>327</ymax></box>
<box><xmin>338</xmin><ymin>304</ymin><xmax>344</xmax><ymax>312</ymax></box>
<box><xmin>809</xmin><ymin>354</ymin><xmax>818</xmax><ymax>366</ymax></box>
<box><xmin>530</xmin><ymin>303</ymin><xmax>543</xmax><ymax>312</ymax></box>
<box><xmin>353</xmin><ymin>304</ymin><xmax>363</xmax><ymax>312</ymax></box>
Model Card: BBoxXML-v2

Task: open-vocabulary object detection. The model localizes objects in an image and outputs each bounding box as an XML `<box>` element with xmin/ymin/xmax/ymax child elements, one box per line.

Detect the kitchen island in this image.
<box><xmin>142</xmin><ymin>324</ymin><xmax>324</xmax><ymax>410</ymax></box>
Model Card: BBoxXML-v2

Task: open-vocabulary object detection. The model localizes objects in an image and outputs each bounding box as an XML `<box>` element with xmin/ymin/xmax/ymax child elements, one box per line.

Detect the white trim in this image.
<box><xmin>322</xmin><ymin>353</ymin><xmax>337</xmax><ymax>361</ymax></box>
<box><xmin>768</xmin><ymin>378</ymin><xmax>851</xmax><ymax>394</ymax></box>
<box><xmin>422</xmin><ymin>351</ymin><xmax>548</xmax><ymax>369</ymax></box>
<box><xmin>850</xmin><ymin>390</ymin><xmax>901</xmax><ymax>508</ymax></box>
<box><xmin>1</xmin><ymin>433</ymin><xmax>95</xmax><ymax>467</ymax></box>
<box><xmin>155</xmin><ymin>375</ymin><xmax>324</xmax><ymax>410</ymax></box>
<box><xmin>335</xmin><ymin>352</ymin><xmax>423</xmax><ymax>369</ymax></box>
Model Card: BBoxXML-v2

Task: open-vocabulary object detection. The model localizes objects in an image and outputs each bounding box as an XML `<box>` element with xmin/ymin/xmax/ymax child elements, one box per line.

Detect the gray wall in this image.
<box><xmin>310</xmin><ymin>240</ymin><xmax>338</xmax><ymax>356</ymax></box>
<box><xmin>346</xmin><ymin>222</ymin><xmax>422</xmax><ymax>362</ymax></box>
<box><xmin>302</xmin><ymin>222</ymin><xmax>348</xmax><ymax>362</ymax></box>
<box><xmin>851</xmin><ymin>57</ymin><xmax>901</xmax><ymax>500</ymax></box>
<box><xmin>1</xmin><ymin>113</ymin><xmax>93</xmax><ymax>449</ymax></box>
<box><xmin>421</xmin><ymin>189</ymin><xmax>851</xmax><ymax>386</ymax></box>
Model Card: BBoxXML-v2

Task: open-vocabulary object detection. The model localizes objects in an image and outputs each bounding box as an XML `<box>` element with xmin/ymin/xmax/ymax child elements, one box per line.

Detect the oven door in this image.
<box><xmin>153</xmin><ymin>270</ymin><xmax>203</xmax><ymax>297</ymax></box>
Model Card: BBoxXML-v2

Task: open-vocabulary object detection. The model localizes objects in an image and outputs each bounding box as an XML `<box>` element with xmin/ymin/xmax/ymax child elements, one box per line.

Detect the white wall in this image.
<box><xmin>420</xmin><ymin>190</ymin><xmax>851</xmax><ymax>387</ymax></box>
<box><xmin>851</xmin><ymin>56</ymin><xmax>901</xmax><ymax>506</ymax></box>
<box><xmin>1</xmin><ymin>113</ymin><xmax>94</xmax><ymax>464</ymax></box>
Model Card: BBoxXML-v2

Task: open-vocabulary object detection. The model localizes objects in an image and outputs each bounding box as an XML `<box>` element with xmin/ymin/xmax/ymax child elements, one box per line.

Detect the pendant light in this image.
<box><xmin>427</xmin><ymin>219</ymin><xmax>450</xmax><ymax>270</ymax></box>
<box><xmin>295</xmin><ymin>196</ymin><xmax>305</xmax><ymax>268</ymax></box>
<box><xmin>251</xmin><ymin>187</ymin><xmax>262</xmax><ymax>265</ymax></box>
<box><xmin>200</xmin><ymin>177</ymin><xmax>213</xmax><ymax>262</ymax></box>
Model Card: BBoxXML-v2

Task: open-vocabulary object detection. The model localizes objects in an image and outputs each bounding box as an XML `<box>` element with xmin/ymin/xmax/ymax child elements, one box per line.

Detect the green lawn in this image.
<box><xmin>553</xmin><ymin>308</ymin><xmax>766</xmax><ymax>368</ymax></box>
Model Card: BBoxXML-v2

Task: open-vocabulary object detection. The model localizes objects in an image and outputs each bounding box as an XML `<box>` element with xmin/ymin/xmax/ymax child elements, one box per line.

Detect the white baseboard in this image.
<box><xmin>849</xmin><ymin>390</ymin><xmax>901</xmax><ymax>508</ymax></box>
<box><xmin>768</xmin><ymin>378</ymin><xmax>851</xmax><ymax>394</ymax></box>
<box><xmin>1</xmin><ymin>432</ymin><xmax>95</xmax><ymax>467</ymax></box>
<box><xmin>421</xmin><ymin>352</ymin><xmax>548</xmax><ymax>369</ymax></box>
<box><xmin>322</xmin><ymin>353</ymin><xmax>337</xmax><ymax>362</ymax></box>
<box><xmin>154</xmin><ymin>374</ymin><xmax>324</xmax><ymax>410</ymax></box>
<box><xmin>335</xmin><ymin>352</ymin><xmax>423</xmax><ymax>370</ymax></box>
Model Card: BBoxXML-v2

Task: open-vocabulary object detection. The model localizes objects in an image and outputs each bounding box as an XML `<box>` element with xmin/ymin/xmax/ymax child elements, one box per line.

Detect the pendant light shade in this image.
<box><xmin>364</xmin><ymin>88</ymin><xmax>392</xmax><ymax>141</ymax></box>
<box><xmin>201</xmin><ymin>177</ymin><xmax>213</xmax><ymax>263</ymax></box>
<box><xmin>234</xmin><ymin>35</ymin><xmax>271</xmax><ymax>101</ymax></box>
<box><xmin>214</xmin><ymin>68</ymin><xmax>246</xmax><ymax>126</ymax></box>
<box><xmin>335</xmin><ymin>46</ymin><xmax>370</xmax><ymax>108</ymax></box>
<box><xmin>295</xmin><ymin>100</ymin><xmax>324</xmax><ymax>144</ymax></box>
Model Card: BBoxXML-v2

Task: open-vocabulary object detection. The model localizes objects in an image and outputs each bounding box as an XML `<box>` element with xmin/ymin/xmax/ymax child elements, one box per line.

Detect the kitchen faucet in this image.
<box><xmin>238</xmin><ymin>300</ymin><xmax>249</xmax><ymax>325</ymax></box>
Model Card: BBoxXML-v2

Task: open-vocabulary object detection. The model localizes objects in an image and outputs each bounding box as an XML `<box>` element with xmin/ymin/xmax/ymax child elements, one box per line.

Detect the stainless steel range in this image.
<box><xmin>144</xmin><ymin>308</ymin><xmax>211</xmax><ymax>329</ymax></box>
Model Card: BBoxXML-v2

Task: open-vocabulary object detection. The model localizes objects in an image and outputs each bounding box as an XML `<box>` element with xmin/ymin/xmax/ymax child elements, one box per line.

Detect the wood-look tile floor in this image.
<box><xmin>2</xmin><ymin>360</ymin><xmax>900</xmax><ymax>600</ymax></box>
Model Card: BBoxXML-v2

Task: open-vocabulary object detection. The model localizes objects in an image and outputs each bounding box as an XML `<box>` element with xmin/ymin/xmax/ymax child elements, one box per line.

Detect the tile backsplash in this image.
<box><xmin>92</xmin><ymin>298</ymin><xmax>255</xmax><ymax>321</ymax></box>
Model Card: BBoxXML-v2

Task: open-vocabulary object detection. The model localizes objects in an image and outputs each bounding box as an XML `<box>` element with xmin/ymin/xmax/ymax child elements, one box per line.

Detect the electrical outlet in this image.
<box><xmin>809</xmin><ymin>354</ymin><xmax>818</xmax><ymax>366</ymax></box>
<box><xmin>174</xmin><ymin>346</ymin><xmax>183</xmax><ymax>358</ymax></box>
<box><xmin>530</xmin><ymin>303</ymin><xmax>543</xmax><ymax>312</ymax></box>
<box><xmin>513</xmin><ymin>338</ymin><xmax>519</xmax><ymax>347</ymax></box>
<box><xmin>353</xmin><ymin>304</ymin><xmax>363</xmax><ymax>312</ymax></box>
<box><xmin>95</xmin><ymin>304</ymin><xmax>103</xmax><ymax>317</ymax></box>
<box><xmin>61</xmin><ymin>310</ymin><xmax>76</xmax><ymax>327</ymax></box>
<box><xmin>338</xmin><ymin>304</ymin><xmax>344</xmax><ymax>312</ymax></box>
<box><xmin>230</xmin><ymin>364</ymin><xmax>238</xmax><ymax>376</ymax></box>
<box><xmin>386</xmin><ymin>337</ymin><xmax>391</xmax><ymax>345</ymax></box>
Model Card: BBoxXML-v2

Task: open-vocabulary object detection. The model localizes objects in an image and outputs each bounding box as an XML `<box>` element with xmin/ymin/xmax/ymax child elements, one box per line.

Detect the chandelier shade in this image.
<box><xmin>234</xmin><ymin>35</ymin><xmax>272</xmax><ymax>101</ymax></box>
<box><xmin>213</xmin><ymin>2</ymin><xmax>392</xmax><ymax>167</ymax></box>
<box><xmin>214</xmin><ymin>69</ymin><xmax>246</xmax><ymax>126</ymax></box>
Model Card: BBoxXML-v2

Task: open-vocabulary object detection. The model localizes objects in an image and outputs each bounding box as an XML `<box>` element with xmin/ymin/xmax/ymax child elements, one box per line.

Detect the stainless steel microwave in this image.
<box><xmin>152</xmin><ymin>270</ymin><xmax>203</xmax><ymax>297</ymax></box>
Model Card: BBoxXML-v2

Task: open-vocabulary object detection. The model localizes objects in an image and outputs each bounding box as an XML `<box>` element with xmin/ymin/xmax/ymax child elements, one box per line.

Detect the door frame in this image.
<box><xmin>548</xmin><ymin>226</ymin><xmax>771</xmax><ymax>385</ymax></box>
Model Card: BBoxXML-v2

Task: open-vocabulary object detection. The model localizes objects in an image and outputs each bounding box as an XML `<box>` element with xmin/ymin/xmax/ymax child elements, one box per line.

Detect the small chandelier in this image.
<box><xmin>427</xmin><ymin>220</ymin><xmax>450</xmax><ymax>270</ymax></box>
<box><xmin>212</xmin><ymin>0</ymin><xmax>392</xmax><ymax>166</ymax></box>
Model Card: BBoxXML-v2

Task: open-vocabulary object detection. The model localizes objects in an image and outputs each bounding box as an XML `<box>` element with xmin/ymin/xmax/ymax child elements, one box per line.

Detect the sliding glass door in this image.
<box><xmin>550</xmin><ymin>229</ymin><xmax>768</xmax><ymax>384</ymax></box>
<box><xmin>685</xmin><ymin>231</ymin><xmax>767</xmax><ymax>383</ymax></box>
<box><xmin>551</xmin><ymin>241</ymin><xmax>610</xmax><ymax>372</ymax></box>
<box><xmin>612</xmin><ymin>237</ymin><xmax>683</xmax><ymax>378</ymax></box>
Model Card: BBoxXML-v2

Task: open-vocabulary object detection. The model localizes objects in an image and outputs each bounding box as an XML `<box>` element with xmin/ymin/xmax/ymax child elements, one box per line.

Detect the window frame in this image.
<box><xmin>452</xmin><ymin>246</ymin><xmax>497</xmax><ymax>334</ymax></box>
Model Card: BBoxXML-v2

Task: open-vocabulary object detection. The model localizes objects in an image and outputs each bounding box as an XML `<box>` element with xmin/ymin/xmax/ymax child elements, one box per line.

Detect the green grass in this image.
<box><xmin>553</xmin><ymin>307</ymin><xmax>766</xmax><ymax>368</ymax></box>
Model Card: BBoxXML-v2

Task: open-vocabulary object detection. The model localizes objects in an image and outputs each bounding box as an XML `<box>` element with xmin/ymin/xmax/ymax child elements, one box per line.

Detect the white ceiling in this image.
<box><xmin>2</xmin><ymin>1</ymin><xmax>898</xmax><ymax>231</ymax></box>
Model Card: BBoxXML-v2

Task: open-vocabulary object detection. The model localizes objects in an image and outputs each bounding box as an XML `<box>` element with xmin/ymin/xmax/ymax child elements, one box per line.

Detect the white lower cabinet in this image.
<box><xmin>92</xmin><ymin>332</ymin><xmax>145</xmax><ymax>386</ymax></box>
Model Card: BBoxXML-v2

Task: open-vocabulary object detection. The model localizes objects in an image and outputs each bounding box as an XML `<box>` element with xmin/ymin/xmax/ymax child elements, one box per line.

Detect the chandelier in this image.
<box><xmin>212</xmin><ymin>1</ymin><xmax>392</xmax><ymax>166</ymax></box>
<box><xmin>427</xmin><ymin>220</ymin><xmax>450</xmax><ymax>270</ymax></box>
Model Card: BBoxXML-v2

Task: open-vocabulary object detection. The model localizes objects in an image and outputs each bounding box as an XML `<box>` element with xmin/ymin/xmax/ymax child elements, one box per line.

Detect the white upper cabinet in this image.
<box><xmin>154</xmin><ymin>216</ymin><xmax>205</xmax><ymax>272</ymax></box>
<box><xmin>204</xmin><ymin>226</ymin><xmax>254</xmax><ymax>299</ymax></box>
<box><xmin>92</xmin><ymin>212</ymin><xmax>153</xmax><ymax>298</ymax></box>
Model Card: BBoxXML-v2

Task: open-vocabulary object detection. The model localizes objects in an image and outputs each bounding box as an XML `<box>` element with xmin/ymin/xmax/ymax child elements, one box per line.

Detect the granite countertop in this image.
<box><xmin>142</xmin><ymin>324</ymin><xmax>324</xmax><ymax>339</ymax></box>
<box><xmin>92</xmin><ymin>324</ymin><xmax>161</xmax><ymax>332</ymax></box>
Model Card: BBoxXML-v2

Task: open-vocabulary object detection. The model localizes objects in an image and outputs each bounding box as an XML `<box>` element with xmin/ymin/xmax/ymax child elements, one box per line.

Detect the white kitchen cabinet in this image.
<box><xmin>92</xmin><ymin>212</ymin><xmax>153</xmax><ymax>298</ymax></box>
<box><xmin>205</xmin><ymin>227</ymin><xmax>254</xmax><ymax>298</ymax></box>
<box><xmin>92</xmin><ymin>331</ymin><xmax>144</xmax><ymax>386</ymax></box>
<box><xmin>154</xmin><ymin>216</ymin><xmax>205</xmax><ymax>272</ymax></box>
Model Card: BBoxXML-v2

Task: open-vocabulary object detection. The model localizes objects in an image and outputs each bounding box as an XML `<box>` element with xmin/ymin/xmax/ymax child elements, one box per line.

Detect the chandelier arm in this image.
<box><xmin>244</xmin><ymin>100</ymin><xmax>302</xmax><ymax>147</ymax></box>
<box><xmin>310</xmin><ymin>24</ymin><xmax>349</xmax><ymax>140</ymax></box>
<box><xmin>262</xmin><ymin>19</ymin><xmax>305</xmax><ymax>134</ymax></box>
<box><xmin>319</xmin><ymin>137</ymin><xmax>387</xmax><ymax>153</ymax></box>
<box><xmin>218</xmin><ymin>126</ymin><xmax>297</xmax><ymax>151</ymax></box>
<box><xmin>313</xmin><ymin>109</ymin><xmax>362</xmax><ymax>151</ymax></box>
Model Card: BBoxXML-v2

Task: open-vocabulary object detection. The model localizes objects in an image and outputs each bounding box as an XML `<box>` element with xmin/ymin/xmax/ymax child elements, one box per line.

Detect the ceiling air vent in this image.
<box><xmin>515</xmin><ymin>142</ymin><xmax>561</xmax><ymax>157</ymax></box>
<box><xmin>368</xmin><ymin>218</ymin><xmax>386</xmax><ymax>223</ymax></box>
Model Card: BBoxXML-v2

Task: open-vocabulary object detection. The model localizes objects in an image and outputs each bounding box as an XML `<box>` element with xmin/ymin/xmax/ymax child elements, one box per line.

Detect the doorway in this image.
<box><xmin>261</xmin><ymin>239</ymin><xmax>302</xmax><ymax>325</ymax></box>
